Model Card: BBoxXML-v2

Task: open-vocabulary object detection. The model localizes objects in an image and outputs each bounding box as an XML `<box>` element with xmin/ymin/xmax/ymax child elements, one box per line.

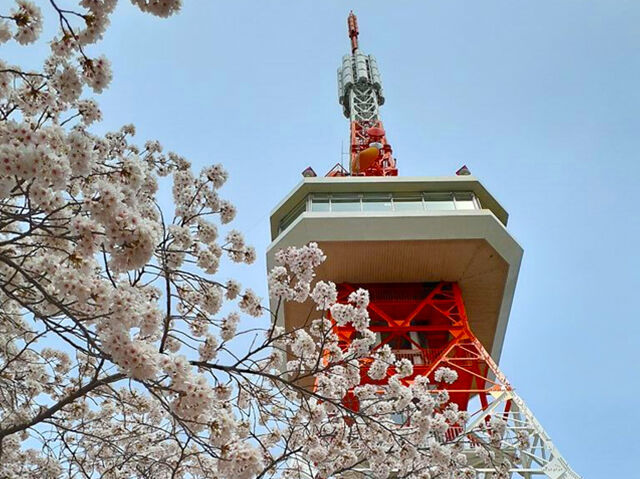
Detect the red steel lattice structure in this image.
<box><xmin>330</xmin><ymin>282</ymin><xmax>511</xmax><ymax>417</ymax></box>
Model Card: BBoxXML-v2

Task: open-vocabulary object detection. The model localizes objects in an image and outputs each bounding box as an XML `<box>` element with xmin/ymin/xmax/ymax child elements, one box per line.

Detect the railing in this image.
<box><xmin>393</xmin><ymin>349</ymin><xmax>425</xmax><ymax>365</ymax></box>
<box><xmin>392</xmin><ymin>348</ymin><xmax>445</xmax><ymax>366</ymax></box>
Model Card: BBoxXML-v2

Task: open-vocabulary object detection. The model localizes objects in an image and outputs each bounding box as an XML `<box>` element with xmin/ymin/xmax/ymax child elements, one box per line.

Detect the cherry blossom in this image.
<box><xmin>435</xmin><ymin>366</ymin><xmax>459</xmax><ymax>384</ymax></box>
<box><xmin>0</xmin><ymin>2</ymin><xmax>510</xmax><ymax>477</ymax></box>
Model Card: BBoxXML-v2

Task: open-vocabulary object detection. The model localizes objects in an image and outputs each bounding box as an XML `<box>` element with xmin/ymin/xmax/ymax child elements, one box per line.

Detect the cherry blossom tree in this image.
<box><xmin>0</xmin><ymin>2</ymin><xmax>483</xmax><ymax>478</ymax></box>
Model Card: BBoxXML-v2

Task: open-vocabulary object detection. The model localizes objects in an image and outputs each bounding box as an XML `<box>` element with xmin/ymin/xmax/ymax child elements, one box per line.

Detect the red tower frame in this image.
<box><xmin>330</xmin><ymin>282</ymin><xmax>514</xmax><ymax>435</ymax></box>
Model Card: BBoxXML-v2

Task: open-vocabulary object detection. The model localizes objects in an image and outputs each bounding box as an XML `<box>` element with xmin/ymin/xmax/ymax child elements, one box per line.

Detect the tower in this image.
<box><xmin>268</xmin><ymin>12</ymin><xmax>581</xmax><ymax>478</ymax></box>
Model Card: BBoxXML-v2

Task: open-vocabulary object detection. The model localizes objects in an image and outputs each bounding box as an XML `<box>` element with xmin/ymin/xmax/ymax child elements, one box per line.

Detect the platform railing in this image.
<box><xmin>391</xmin><ymin>347</ymin><xmax>446</xmax><ymax>367</ymax></box>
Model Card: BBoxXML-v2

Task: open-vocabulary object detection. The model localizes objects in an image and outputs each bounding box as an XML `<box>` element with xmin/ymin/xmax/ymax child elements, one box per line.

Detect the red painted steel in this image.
<box><xmin>347</xmin><ymin>11</ymin><xmax>359</xmax><ymax>54</ymax></box>
<box><xmin>329</xmin><ymin>282</ymin><xmax>514</xmax><ymax>435</ymax></box>
<box><xmin>349</xmin><ymin>120</ymin><xmax>397</xmax><ymax>177</ymax></box>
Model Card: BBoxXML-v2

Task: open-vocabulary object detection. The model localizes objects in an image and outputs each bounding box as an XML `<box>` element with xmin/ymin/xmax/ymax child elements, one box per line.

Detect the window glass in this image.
<box><xmin>279</xmin><ymin>200</ymin><xmax>306</xmax><ymax>232</ymax></box>
<box><xmin>362</xmin><ymin>195</ymin><xmax>392</xmax><ymax>212</ymax></box>
<box><xmin>393</xmin><ymin>196</ymin><xmax>423</xmax><ymax>211</ymax></box>
<box><xmin>424</xmin><ymin>192</ymin><xmax>455</xmax><ymax>210</ymax></box>
<box><xmin>454</xmin><ymin>192</ymin><xmax>477</xmax><ymax>210</ymax></box>
<box><xmin>310</xmin><ymin>195</ymin><xmax>330</xmax><ymax>212</ymax></box>
<box><xmin>297</xmin><ymin>191</ymin><xmax>482</xmax><ymax>219</ymax></box>
<box><xmin>331</xmin><ymin>195</ymin><xmax>361</xmax><ymax>212</ymax></box>
<box><xmin>455</xmin><ymin>200</ymin><xmax>476</xmax><ymax>210</ymax></box>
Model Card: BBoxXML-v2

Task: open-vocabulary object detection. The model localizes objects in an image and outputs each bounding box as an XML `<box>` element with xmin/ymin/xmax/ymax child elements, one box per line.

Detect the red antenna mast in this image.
<box><xmin>347</xmin><ymin>10</ymin><xmax>359</xmax><ymax>53</ymax></box>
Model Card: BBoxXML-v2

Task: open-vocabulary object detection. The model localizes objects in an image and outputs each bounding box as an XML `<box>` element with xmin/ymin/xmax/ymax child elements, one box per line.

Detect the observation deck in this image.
<box><xmin>267</xmin><ymin>176</ymin><xmax>522</xmax><ymax>363</ymax></box>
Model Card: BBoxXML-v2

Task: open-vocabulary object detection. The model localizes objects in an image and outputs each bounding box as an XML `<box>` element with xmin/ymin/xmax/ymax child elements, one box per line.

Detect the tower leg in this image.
<box><xmin>464</xmin><ymin>390</ymin><xmax>581</xmax><ymax>478</ymax></box>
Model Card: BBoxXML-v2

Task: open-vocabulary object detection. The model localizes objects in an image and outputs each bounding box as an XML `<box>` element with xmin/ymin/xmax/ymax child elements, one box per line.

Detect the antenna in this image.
<box><xmin>334</xmin><ymin>11</ymin><xmax>397</xmax><ymax>176</ymax></box>
<box><xmin>347</xmin><ymin>10</ymin><xmax>359</xmax><ymax>53</ymax></box>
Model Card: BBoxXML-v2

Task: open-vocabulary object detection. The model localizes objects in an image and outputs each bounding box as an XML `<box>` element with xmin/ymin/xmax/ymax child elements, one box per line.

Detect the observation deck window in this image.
<box><xmin>452</xmin><ymin>192</ymin><xmax>476</xmax><ymax>210</ymax></box>
<box><xmin>362</xmin><ymin>194</ymin><xmax>393</xmax><ymax>212</ymax></box>
<box><xmin>330</xmin><ymin>194</ymin><xmax>362</xmax><ymax>212</ymax></box>
<box><xmin>393</xmin><ymin>195</ymin><xmax>423</xmax><ymax>211</ymax></box>
<box><xmin>279</xmin><ymin>199</ymin><xmax>306</xmax><ymax>232</ymax></box>
<box><xmin>424</xmin><ymin>192</ymin><xmax>456</xmax><ymax>210</ymax></box>
<box><xmin>278</xmin><ymin>191</ymin><xmax>482</xmax><ymax>233</ymax></box>
<box><xmin>310</xmin><ymin>195</ymin><xmax>330</xmax><ymax>212</ymax></box>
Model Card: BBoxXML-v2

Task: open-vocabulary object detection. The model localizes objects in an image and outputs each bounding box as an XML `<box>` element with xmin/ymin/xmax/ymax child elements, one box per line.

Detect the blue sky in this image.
<box><xmin>4</xmin><ymin>1</ymin><xmax>639</xmax><ymax>476</ymax></box>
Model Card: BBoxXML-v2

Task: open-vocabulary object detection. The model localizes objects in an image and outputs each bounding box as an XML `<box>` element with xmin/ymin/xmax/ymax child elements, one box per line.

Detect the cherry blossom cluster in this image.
<box><xmin>0</xmin><ymin>2</ymin><xmax>513</xmax><ymax>477</ymax></box>
<box><xmin>1</xmin><ymin>1</ymin><xmax>43</xmax><ymax>45</ymax></box>
<box><xmin>0</xmin><ymin>1</ymin><xmax>267</xmax><ymax>476</ymax></box>
<box><xmin>268</xmin><ymin>242</ymin><xmax>326</xmax><ymax>302</ymax></box>
<box><xmin>434</xmin><ymin>365</ymin><xmax>459</xmax><ymax>384</ymax></box>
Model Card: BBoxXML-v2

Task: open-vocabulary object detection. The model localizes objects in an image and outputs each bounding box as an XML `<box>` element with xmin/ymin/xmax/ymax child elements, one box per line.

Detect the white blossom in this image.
<box><xmin>225</xmin><ymin>279</ymin><xmax>241</xmax><ymax>300</ymax></box>
<box><xmin>221</xmin><ymin>312</ymin><xmax>240</xmax><ymax>341</ymax></box>
<box><xmin>77</xmin><ymin>98</ymin><xmax>103</xmax><ymax>125</ymax></box>
<box><xmin>82</xmin><ymin>55</ymin><xmax>113</xmax><ymax>93</ymax></box>
<box><xmin>53</xmin><ymin>65</ymin><xmax>82</xmax><ymax>103</ymax></box>
<box><xmin>0</xmin><ymin>21</ymin><xmax>11</xmax><ymax>44</ymax></box>
<box><xmin>395</xmin><ymin>358</ymin><xmax>414</xmax><ymax>378</ymax></box>
<box><xmin>131</xmin><ymin>0</ymin><xmax>182</xmax><ymax>18</ymax></box>
<box><xmin>434</xmin><ymin>366</ymin><xmax>458</xmax><ymax>384</ymax></box>
<box><xmin>238</xmin><ymin>289</ymin><xmax>262</xmax><ymax>317</ymax></box>
<box><xmin>310</xmin><ymin>280</ymin><xmax>337</xmax><ymax>310</ymax></box>
<box><xmin>11</xmin><ymin>0</ymin><xmax>43</xmax><ymax>45</ymax></box>
<box><xmin>218</xmin><ymin>441</ymin><xmax>264</xmax><ymax>479</ymax></box>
